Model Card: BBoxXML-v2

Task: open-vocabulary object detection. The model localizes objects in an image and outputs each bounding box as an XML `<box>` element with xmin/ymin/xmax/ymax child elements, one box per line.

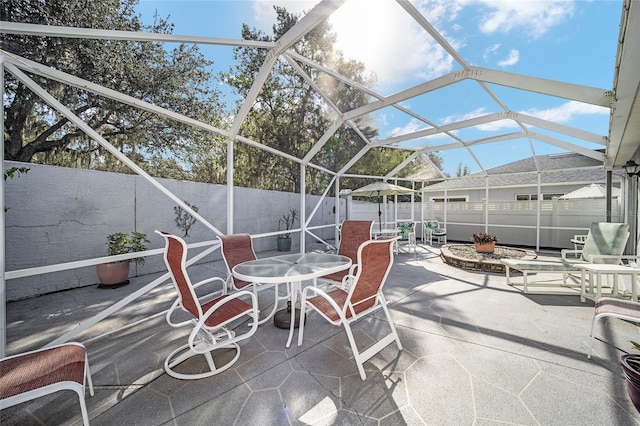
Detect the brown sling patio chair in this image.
<box><xmin>316</xmin><ymin>220</ymin><xmax>373</xmax><ymax>287</ymax></box>
<box><xmin>0</xmin><ymin>342</ymin><xmax>94</xmax><ymax>425</ymax></box>
<box><xmin>588</xmin><ymin>297</ymin><xmax>640</xmax><ymax>359</ymax></box>
<box><xmin>219</xmin><ymin>233</ymin><xmax>287</xmax><ymax>325</ymax></box>
<box><xmin>157</xmin><ymin>231</ymin><xmax>259</xmax><ymax>380</ymax></box>
<box><xmin>297</xmin><ymin>237</ymin><xmax>402</xmax><ymax>380</ymax></box>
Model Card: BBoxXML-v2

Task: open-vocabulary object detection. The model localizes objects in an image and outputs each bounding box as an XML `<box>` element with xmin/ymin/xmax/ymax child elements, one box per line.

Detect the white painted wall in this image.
<box><xmin>4</xmin><ymin>161</ymin><xmax>341</xmax><ymax>300</ymax></box>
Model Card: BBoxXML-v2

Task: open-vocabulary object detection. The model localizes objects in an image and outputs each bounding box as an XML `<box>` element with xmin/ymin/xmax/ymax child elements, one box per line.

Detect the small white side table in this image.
<box><xmin>577</xmin><ymin>263</ymin><xmax>639</xmax><ymax>302</ymax></box>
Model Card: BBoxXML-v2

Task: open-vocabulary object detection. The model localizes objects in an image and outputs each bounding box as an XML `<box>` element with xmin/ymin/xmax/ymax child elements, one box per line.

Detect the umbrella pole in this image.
<box><xmin>378</xmin><ymin>200</ymin><xmax>382</xmax><ymax>231</ymax></box>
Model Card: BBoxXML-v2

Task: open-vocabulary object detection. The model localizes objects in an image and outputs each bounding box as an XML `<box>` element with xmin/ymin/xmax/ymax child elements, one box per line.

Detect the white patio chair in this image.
<box><xmin>0</xmin><ymin>342</ymin><xmax>94</xmax><ymax>425</ymax></box>
<box><xmin>298</xmin><ymin>238</ymin><xmax>402</xmax><ymax>380</ymax></box>
<box><xmin>317</xmin><ymin>220</ymin><xmax>373</xmax><ymax>286</ymax></box>
<box><xmin>423</xmin><ymin>220</ymin><xmax>447</xmax><ymax>245</ymax></box>
<box><xmin>571</xmin><ymin>234</ymin><xmax>588</xmax><ymax>257</ymax></box>
<box><xmin>219</xmin><ymin>233</ymin><xmax>286</xmax><ymax>325</ymax></box>
<box><xmin>156</xmin><ymin>231</ymin><xmax>259</xmax><ymax>380</ymax></box>
<box><xmin>396</xmin><ymin>221</ymin><xmax>416</xmax><ymax>255</ymax></box>
<box><xmin>588</xmin><ymin>297</ymin><xmax>640</xmax><ymax>359</ymax></box>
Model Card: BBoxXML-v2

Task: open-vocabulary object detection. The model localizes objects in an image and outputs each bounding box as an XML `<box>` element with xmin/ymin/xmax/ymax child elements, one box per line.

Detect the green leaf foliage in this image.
<box><xmin>2</xmin><ymin>0</ymin><xmax>224</xmax><ymax>176</ymax></box>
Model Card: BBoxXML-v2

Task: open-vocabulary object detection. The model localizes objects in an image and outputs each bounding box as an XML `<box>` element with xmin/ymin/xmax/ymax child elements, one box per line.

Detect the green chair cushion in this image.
<box><xmin>397</xmin><ymin>222</ymin><xmax>415</xmax><ymax>241</ymax></box>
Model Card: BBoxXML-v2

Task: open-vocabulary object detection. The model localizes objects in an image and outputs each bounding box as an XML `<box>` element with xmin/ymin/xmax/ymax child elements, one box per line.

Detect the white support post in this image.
<box><xmin>444</xmin><ymin>188</ymin><xmax>448</xmax><ymax>226</ymax></box>
<box><xmin>335</xmin><ymin>179</ymin><xmax>340</xmax><ymax>243</ymax></box>
<box><xmin>1</xmin><ymin>56</ymin><xmax>6</xmax><ymax>357</ymax></box>
<box><xmin>300</xmin><ymin>163</ymin><xmax>306</xmax><ymax>253</ymax></box>
<box><xmin>227</xmin><ymin>138</ymin><xmax>234</xmax><ymax>235</ymax></box>
<box><xmin>484</xmin><ymin>177</ymin><xmax>489</xmax><ymax>232</ymax></box>
<box><xmin>536</xmin><ymin>173</ymin><xmax>542</xmax><ymax>251</ymax></box>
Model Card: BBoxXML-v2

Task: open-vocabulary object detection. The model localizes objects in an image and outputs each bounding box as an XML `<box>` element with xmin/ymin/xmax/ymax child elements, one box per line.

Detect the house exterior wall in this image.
<box><xmin>3</xmin><ymin>161</ymin><xmax>340</xmax><ymax>300</ymax></box>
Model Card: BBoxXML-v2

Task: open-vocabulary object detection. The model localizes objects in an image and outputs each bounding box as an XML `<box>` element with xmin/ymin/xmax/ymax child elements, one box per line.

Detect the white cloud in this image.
<box><xmin>473</xmin><ymin>0</ymin><xmax>574</xmax><ymax>38</ymax></box>
<box><xmin>387</xmin><ymin>118</ymin><xmax>429</xmax><ymax>138</ymax></box>
<box><xmin>483</xmin><ymin>43</ymin><xmax>500</xmax><ymax>62</ymax></box>
<box><xmin>476</xmin><ymin>100</ymin><xmax>609</xmax><ymax>131</ymax></box>
<box><xmin>252</xmin><ymin>0</ymin><xmax>317</xmax><ymax>30</ymax></box>
<box><xmin>524</xmin><ymin>100</ymin><xmax>609</xmax><ymax>122</ymax></box>
<box><xmin>329</xmin><ymin>0</ymin><xmax>459</xmax><ymax>90</ymax></box>
<box><xmin>441</xmin><ymin>107</ymin><xmax>489</xmax><ymax>126</ymax></box>
<box><xmin>497</xmin><ymin>49</ymin><xmax>519</xmax><ymax>66</ymax></box>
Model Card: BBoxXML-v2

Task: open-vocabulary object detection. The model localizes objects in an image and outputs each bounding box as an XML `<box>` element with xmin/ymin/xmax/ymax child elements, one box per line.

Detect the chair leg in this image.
<box><xmin>343</xmin><ymin>303</ymin><xmax>402</xmax><ymax>381</ymax></box>
<box><xmin>164</xmin><ymin>342</ymin><xmax>241</xmax><ymax>380</ymax></box>
<box><xmin>381</xmin><ymin>302</ymin><xmax>403</xmax><ymax>351</ymax></box>
<box><xmin>74</xmin><ymin>387</ymin><xmax>91</xmax><ymax>426</ymax></box>
<box><xmin>297</xmin><ymin>302</ymin><xmax>308</xmax><ymax>346</ymax></box>
<box><xmin>255</xmin><ymin>284</ymin><xmax>281</xmax><ymax>326</ymax></box>
<box><xmin>85</xmin><ymin>353</ymin><xmax>94</xmax><ymax>397</ymax></box>
<box><xmin>343</xmin><ymin>322</ymin><xmax>368</xmax><ymax>380</ymax></box>
<box><xmin>588</xmin><ymin>314</ymin><xmax>602</xmax><ymax>359</ymax></box>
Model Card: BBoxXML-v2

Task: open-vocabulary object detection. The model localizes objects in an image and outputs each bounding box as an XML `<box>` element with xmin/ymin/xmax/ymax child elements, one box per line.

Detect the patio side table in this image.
<box><xmin>578</xmin><ymin>263</ymin><xmax>639</xmax><ymax>302</ymax></box>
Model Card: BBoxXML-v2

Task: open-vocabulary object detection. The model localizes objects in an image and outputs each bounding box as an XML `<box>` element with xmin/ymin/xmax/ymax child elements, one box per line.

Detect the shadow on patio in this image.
<box><xmin>3</xmin><ymin>245</ymin><xmax>640</xmax><ymax>425</ymax></box>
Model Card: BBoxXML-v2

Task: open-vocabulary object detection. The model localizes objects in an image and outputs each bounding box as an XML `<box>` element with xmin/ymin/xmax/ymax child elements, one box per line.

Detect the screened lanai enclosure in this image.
<box><xmin>2</xmin><ymin>0</ymin><xmax>640</xmax><ymax>358</ymax></box>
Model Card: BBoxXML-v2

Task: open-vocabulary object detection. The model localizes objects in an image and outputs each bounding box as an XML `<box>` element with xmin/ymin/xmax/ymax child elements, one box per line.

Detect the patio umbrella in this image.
<box><xmin>350</xmin><ymin>182</ymin><xmax>416</xmax><ymax>230</ymax></box>
<box><xmin>559</xmin><ymin>183</ymin><xmax>620</xmax><ymax>199</ymax></box>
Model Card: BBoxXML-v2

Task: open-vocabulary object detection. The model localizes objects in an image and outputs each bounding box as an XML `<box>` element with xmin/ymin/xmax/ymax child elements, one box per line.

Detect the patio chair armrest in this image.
<box><xmin>192</xmin><ymin>276</ymin><xmax>227</xmax><ymax>291</ymax></box>
<box><xmin>191</xmin><ymin>290</ymin><xmax>259</xmax><ymax>351</ymax></box>
<box><xmin>619</xmin><ymin>255</ymin><xmax>640</xmax><ymax>267</ymax></box>
<box><xmin>341</xmin><ymin>268</ymin><xmax>358</xmax><ymax>289</ymax></box>
<box><xmin>562</xmin><ymin>249</ymin><xmax>582</xmax><ymax>259</ymax></box>
<box><xmin>301</xmin><ymin>285</ymin><xmax>347</xmax><ymax>322</ymax></box>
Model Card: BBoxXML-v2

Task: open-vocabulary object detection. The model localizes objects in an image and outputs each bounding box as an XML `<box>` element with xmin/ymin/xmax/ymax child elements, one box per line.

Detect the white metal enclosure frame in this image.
<box><xmin>1</xmin><ymin>0</ymin><xmax>639</xmax><ymax>357</ymax></box>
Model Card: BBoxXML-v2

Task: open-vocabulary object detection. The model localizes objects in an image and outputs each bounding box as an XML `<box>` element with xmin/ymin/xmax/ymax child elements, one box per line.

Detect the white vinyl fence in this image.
<box><xmin>349</xmin><ymin>198</ymin><xmax>621</xmax><ymax>249</ymax></box>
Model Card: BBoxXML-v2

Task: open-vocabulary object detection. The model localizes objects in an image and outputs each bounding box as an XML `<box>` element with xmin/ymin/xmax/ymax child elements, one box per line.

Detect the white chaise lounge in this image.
<box><xmin>501</xmin><ymin>222</ymin><xmax>630</xmax><ymax>297</ymax></box>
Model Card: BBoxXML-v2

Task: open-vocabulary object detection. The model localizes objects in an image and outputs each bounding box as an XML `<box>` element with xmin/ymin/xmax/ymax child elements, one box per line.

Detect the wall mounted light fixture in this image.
<box><xmin>623</xmin><ymin>160</ymin><xmax>640</xmax><ymax>177</ymax></box>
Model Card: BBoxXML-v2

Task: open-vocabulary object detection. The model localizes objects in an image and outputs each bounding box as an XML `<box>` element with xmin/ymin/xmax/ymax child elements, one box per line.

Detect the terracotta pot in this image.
<box><xmin>621</xmin><ymin>354</ymin><xmax>640</xmax><ymax>413</ymax></box>
<box><xmin>96</xmin><ymin>261</ymin><xmax>130</xmax><ymax>286</ymax></box>
<box><xmin>474</xmin><ymin>241</ymin><xmax>496</xmax><ymax>253</ymax></box>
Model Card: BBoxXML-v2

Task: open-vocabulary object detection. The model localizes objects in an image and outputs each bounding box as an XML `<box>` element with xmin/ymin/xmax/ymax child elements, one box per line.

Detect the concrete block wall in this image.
<box><xmin>3</xmin><ymin>161</ymin><xmax>341</xmax><ymax>300</ymax></box>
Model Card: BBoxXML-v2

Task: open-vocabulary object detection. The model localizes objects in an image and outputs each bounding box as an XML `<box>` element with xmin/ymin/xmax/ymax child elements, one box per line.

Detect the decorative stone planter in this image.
<box><xmin>474</xmin><ymin>241</ymin><xmax>496</xmax><ymax>253</ymax></box>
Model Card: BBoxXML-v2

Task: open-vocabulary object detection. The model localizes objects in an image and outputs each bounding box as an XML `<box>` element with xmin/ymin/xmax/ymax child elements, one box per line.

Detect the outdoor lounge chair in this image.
<box><xmin>219</xmin><ymin>233</ymin><xmax>286</xmax><ymax>325</ymax></box>
<box><xmin>501</xmin><ymin>222</ymin><xmax>630</xmax><ymax>296</ymax></box>
<box><xmin>588</xmin><ymin>297</ymin><xmax>640</xmax><ymax>359</ymax></box>
<box><xmin>317</xmin><ymin>220</ymin><xmax>373</xmax><ymax>286</ymax></box>
<box><xmin>157</xmin><ymin>231</ymin><xmax>259</xmax><ymax>380</ymax></box>
<box><xmin>298</xmin><ymin>238</ymin><xmax>402</xmax><ymax>380</ymax></box>
<box><xmin>423</xmin><ymin>220</ymin><xmax>447</xmax><ymax>245</ymax></box>
<box><xmin>0</xmin><ymin>342</ymin><xmax>94</xmax><ymax>425</ymax></box>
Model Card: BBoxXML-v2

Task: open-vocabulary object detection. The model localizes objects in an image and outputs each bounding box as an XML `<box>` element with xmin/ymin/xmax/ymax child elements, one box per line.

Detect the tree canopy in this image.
<box><xmin>220</xmin><ymin>6</ymin><xmax>423</xmax><ymax>194</ymax></box>
<box><xmin>2</xmin><ymin>1</ymin><xmax>441</xmax><ymax>192</ymax></box>
<box><xmin>2</xmin><ymin>0</ymin><xmax>223</xmax><ymax>176</ymax></box>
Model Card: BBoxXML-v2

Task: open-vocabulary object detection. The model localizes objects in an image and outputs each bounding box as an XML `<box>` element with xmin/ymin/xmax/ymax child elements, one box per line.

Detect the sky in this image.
<box><xmin>135</xmin><ymin>0</ymin><xmax>623</xmax><ymax>177</ymax></box>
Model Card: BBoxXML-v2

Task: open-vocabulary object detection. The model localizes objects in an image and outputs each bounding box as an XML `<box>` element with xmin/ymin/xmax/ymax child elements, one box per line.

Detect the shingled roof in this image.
<box><xmin>424</xmin><ymin>152</ymin><xmax>616</xmax><ymax>191</ymax></box>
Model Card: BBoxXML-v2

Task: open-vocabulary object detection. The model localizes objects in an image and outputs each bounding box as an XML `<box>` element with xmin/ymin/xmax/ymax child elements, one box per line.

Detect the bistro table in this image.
<box><xmin>232</xmin><ymin>252</ymin><xmax>351</xmax><ymax>347</ymax></box>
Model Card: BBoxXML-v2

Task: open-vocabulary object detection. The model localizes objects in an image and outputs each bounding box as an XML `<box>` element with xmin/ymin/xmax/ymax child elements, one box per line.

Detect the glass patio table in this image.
<box><xmin>232</xmin><ymin>252</ymin><xmax>351</xmax><ymax>347</ymax></box>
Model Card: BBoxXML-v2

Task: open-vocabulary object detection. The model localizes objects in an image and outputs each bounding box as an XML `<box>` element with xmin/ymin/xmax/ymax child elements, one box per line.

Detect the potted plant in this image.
<box><xmin>621</xmin><ymin>353</ymin><xmax>640</xmax><ymax>413</ymax></box>
<box><xmin>96</xmin><ymin>231</ymin><xmax>150</xmax><ymax>287</ymax></box>
<box><xmin>276</xmin><ymin>208</ymin><xmax>298</xmax><ymax>252</ymax></box>
<box><xmin>472</xmin><ymin>232</ymin><xmax>498</xmax><ymax>253</ymax></box>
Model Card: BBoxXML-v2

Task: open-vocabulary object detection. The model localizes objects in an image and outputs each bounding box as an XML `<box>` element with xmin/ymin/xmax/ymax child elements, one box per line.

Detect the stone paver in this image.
<box><xmin>3</xmin><ymin>245</ymin><xmax>640</xmax><ymax>425</ymax></box>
